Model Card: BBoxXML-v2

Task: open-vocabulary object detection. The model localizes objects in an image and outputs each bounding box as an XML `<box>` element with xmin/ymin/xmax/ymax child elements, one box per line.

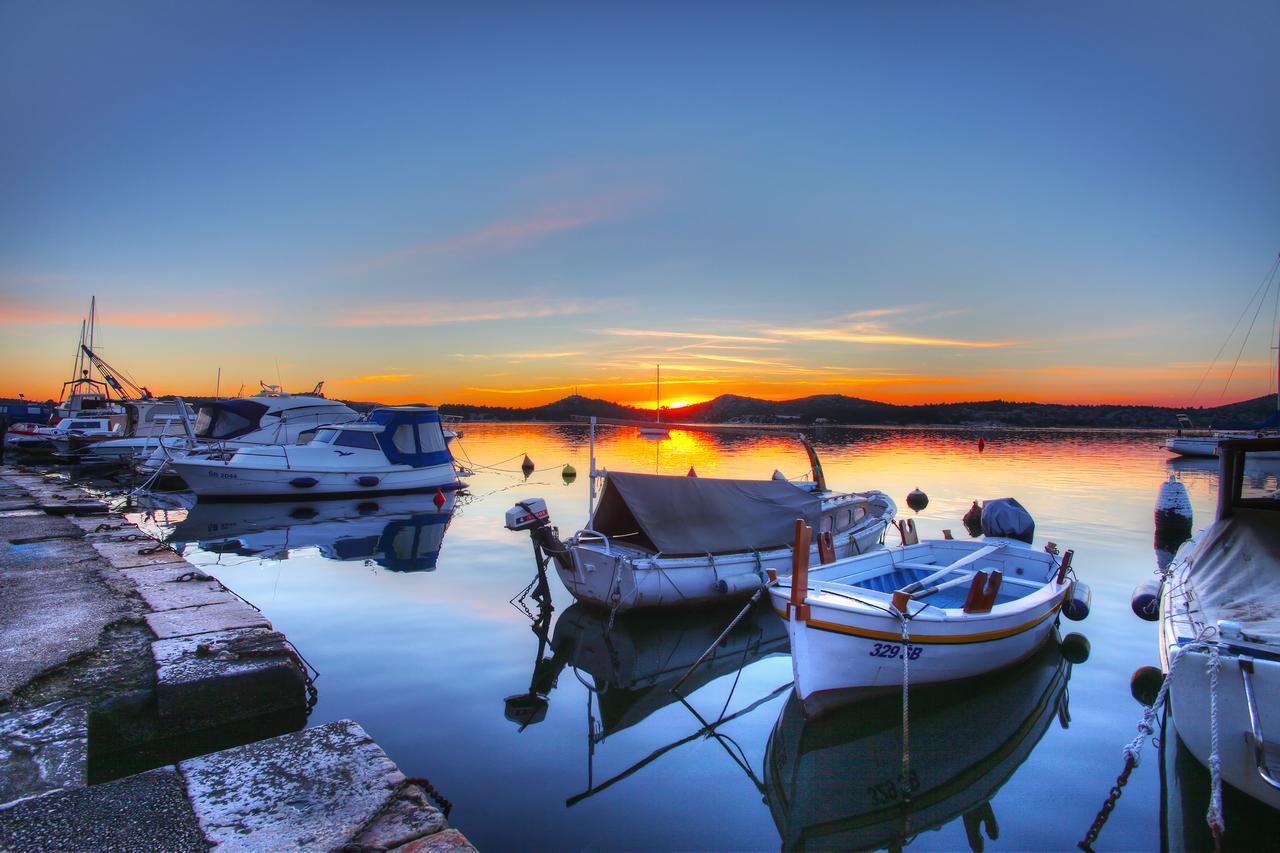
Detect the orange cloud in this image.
<box><xmin>0</xmin><ymin>301</ymin><xmax>236</xmax><ymax>328</ymax></box>
<box><xmin>601</xmin><ymin>328</ymin><xmax>782</xmax><ymax>344</ymax></box>
<box><xmin>768</xmin><ymin>326</ymin><xmax>1021</xmax><ymax>348</ymax></box>
<box><xmin>334</xmin><ymin>374</ymin><xmax>415</xmax><ymax>384</ymax></box>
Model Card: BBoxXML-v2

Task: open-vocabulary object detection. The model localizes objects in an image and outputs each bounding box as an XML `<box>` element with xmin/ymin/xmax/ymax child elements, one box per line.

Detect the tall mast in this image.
<box><xmin>88</xmin><ymin>296</ymin><xmax>96</xmax><ymax>383</ymax></box>
<box><xmin>655</xmin><ymin>364</ymin><xmax>661</xmax><ymax>424</ymax></box>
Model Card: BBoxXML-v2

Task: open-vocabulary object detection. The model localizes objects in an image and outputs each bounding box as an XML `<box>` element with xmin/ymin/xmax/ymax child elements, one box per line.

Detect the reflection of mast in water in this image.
<box><xmin>502</xmin><ymin>597</ymin><xmax>790</xmax><ymax>804</ymax></box>
<box><xmin>764</xmin><ymin>639</ymin><xmax>1075</xmax><ymax>852</ymax></box>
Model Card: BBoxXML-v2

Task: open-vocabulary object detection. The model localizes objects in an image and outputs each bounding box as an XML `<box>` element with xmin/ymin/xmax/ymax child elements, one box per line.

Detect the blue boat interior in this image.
<box><xmin>847</xmin><ymin>566</ymin><xmax>1028</xmax><ymax>609</ymax></box>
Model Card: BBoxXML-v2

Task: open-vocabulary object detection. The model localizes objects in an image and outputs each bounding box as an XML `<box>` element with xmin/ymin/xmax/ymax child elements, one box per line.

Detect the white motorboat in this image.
<box><xmin>7</xmin><ymin>417</ymin><xmax>119</xmax><ymax>455</ymax></box>
<box><xmin>3</xmin><ymin>421</ymin><xmax>61</xmax><ymax>453</ymax></box>
<box><xmin>83</xmin><ymin>400</ymin><xmax>196</xmax><ymax>463</ymax></box>
<box><xmin>48</xmin><ymin>419</ymin><xmax>123</xmax><ymax>455</ymax></box>
<box><xmin>170</xmin><ymin>406</ymin><xmax>462</xmax><ymax>500</ymax></box>
<box><xmin>507</xmin><ymin>425</ymin><xmax>895</xmax><ymax>613</ymax></box>
<box><xmin>135</xmin><ymin>387</ymin><xmax>361</xmax><ymax>476</ymax></box>
<box><xmin>770</xmin><ymin>499</ymin><xmax>1083</xmax><ymax>715</ymax></box>
<box><xmin>1159</xmin><ymin>436</ymin><xmax>1280</xmax><ymax>812</ymax></box>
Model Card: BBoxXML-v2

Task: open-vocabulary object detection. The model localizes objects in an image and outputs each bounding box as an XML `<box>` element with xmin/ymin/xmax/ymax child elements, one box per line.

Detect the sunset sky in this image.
<box><xmin>2</xmin><ymin>2</ymin><xmax>1278</xmax><ymax>408</ymax></box>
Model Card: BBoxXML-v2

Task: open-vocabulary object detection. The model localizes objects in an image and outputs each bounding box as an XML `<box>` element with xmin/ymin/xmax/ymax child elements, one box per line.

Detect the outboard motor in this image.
<box><xmin>505</xmin><ymin>498</ymin><xmax>574</xmax><ymax>575</ymax></box>
<box><xmin>980</xmin><ymin>497</ymin><xmax>1035</xmax><ymax>544</ymax></box>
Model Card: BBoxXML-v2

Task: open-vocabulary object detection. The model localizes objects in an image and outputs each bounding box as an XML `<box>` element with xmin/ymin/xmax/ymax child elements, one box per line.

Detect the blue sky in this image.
<box><xmin>2</xmin><ymin>2</ymin><xmax>1278</xmax><ymax>406</ymax></box>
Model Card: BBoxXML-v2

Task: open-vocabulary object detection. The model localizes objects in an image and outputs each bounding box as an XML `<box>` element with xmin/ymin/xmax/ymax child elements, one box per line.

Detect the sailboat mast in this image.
<box><xmin>88</xmin><ymin>296</ymin><xmax>96</xmax><ymax>385</ymax></box>
<box><xmin>656</xmin><ymin>364</ymin><xmax>661</xmax><ymax>424</ymax></box>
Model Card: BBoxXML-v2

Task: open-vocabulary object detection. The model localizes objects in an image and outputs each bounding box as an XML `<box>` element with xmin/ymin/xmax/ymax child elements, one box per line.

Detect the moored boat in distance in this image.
<box><xmin>170</xmin><ymin>406</ymin><xmax>463</xmax><ymax>500</ymax></box>
<box><xmin>770</xmin><ymin>498</ymin><xmax>1084</xmax><ymax>715</ymax></box>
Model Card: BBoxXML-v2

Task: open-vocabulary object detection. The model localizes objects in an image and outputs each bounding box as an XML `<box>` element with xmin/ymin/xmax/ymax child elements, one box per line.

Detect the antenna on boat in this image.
<box><xmin>655</xmin><ymin>364</ymin><xmax>661</xmax><ymax>425</ymax></box>
<box><xmin>215</xmin><ymin>367</ymin><xmax>221</xmax><ymax>398</ymax></box>
<box><xmin>588</xmin><ymin>416</ymin><xmax>598</xmax><ymax>520</ymax></box>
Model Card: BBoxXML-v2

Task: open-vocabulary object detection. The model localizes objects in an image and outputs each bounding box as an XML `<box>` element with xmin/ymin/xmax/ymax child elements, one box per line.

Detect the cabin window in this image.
<box><xmin>415</xmin><ymin>422</ymin><xmax>440</xmax><ymax>451</ymax></box>
<box><xmin>820</xmin><ymin>515</ymin><xmax>833</xmax><ymax>535</ymax></box>
<box><xmin>835</xmin><ymin>508</ymin><xmax>853</xmax><ymax>531</ymax></box>
<box><xmin>335</xmin><ymin>430</ymin><xmax>379</xmax><ymax>450</ymax></box>
<box><xmin>70</xmin><ymin>421</ymin><xmax>99</xmax><ymax>429</ymax></box>
<box><xmin>312</xmin><ymin>429</ymin><xmax>337</xmax><ymax>444</ymax></box>
<box><xmin>392</xmin><ymin>425</ymin><xmax>417</xmax><ymax>454</ymax></box>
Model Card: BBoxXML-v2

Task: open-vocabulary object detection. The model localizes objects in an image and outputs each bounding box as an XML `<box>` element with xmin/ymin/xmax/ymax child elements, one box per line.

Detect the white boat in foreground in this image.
<box><xmin>1160</xmin><ymin>436</ymin><xmax>1280</xmax><ymax>812</ymax></box>
<box><xmin>770</xmin><ymin>498</ymin><xmax>1084</xmax><ymax>715</ymax></box>
<box><xmin>507</xmin><ymin>427</ymin><xmax>895</xmax><ymax>613</ymax></box>
<box><xmin>170</xmin><ymin>407</ymin><xmax>462</xmax><ymax>500</ymax></box>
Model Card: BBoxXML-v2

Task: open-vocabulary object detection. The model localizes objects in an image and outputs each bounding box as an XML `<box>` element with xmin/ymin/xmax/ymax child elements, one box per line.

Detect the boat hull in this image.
<box><xmin>171</xmin><ymin>459</ymin><xmax>462</xmax><ymax>501</ymax></box>
<box><xmin>778</xmin><ymin>594</ymin><xmax>1066</xmax><ymax>715</ymax></box>
<box><xmin>1160</xmin><ymin>586</ymin><xmax>1280</xmax><ymax>810</ymax></box>
<box><xmin>559</xmin><ymin>519</ymin><xmax>890</xmax><ymax>612</ymax></box>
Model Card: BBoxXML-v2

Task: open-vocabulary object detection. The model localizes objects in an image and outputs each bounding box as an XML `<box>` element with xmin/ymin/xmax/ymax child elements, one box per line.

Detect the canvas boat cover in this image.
<box><xmin>1183</xmin><ymin>508</ymin><xmax>1280</xmax><ymax>647</ymax></box>
<box><xmin>588</xmin><ymin>471</ymin><xmax>822</xmax><ymax>555</ymax></box>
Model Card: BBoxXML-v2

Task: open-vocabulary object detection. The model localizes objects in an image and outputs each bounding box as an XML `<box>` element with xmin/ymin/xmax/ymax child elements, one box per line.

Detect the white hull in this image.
<box><xmin>770</xmin><ymin>538</ymin><xmax>1071</xmax><ymax>714</ymax></box>
<box><xmin>1160</xmin><ymin>545</ymin><xmax>1280</xmax><ymax>810</ymax></box>
<box><xmin>171</xmin><ymin>459</ymin><xmax>460</xmax><ymax>499</ymax></box>
<box><xmin>561</xmin><ymin>515</ymin><xmax>890</xmax><ymax>612</ymax></box>
<box><xmin>1167</xmin><ymin>433</ymin><xmax>1280</xmax><ymax>459</ymax></box>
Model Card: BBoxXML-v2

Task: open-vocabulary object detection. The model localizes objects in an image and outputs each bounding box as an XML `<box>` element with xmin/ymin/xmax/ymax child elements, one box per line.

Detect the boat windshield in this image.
<box><xmin>313</xmin><ymin>429</ymin><xmax>339</xmax><ymax>444</ymax></box>
<box><xmin>193</xmin><ymin>400</ymin><xmax>269</xmax><ymax>440</ymax></box>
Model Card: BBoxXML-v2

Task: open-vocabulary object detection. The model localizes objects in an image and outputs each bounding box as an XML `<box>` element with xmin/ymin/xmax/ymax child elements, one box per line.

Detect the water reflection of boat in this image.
<box><xmin>168</xmin><ymin>492</ymin><xmax>456</xmax><ymax>572</ymax></box>
<box><xmin>505</xmin><ymin>600</ymin><xmax>788</xmax><ymax>737</ymax></box>
<box><xmin>765</xmin><ymin>640</ymin><xmax>1072</xmax><ymax>851</ymax></box>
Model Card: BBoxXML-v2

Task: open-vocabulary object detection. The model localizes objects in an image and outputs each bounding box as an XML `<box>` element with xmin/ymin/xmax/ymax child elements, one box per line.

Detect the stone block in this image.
<box><xmin>145</xmin><ymin>601</ymin><xmax>271</xmax><ymax>640</ymax></box>
<box><xmin>181</xmin><ymin>720</ymin><xmax>411</xmax><ymax>851</ymax></box>
<box><xmin>352</xmin><ymin>783</ymin><xmax>448</xmax><ymax>848</ymax></box>
<box><xmin>152</xmin><ymin>628</ymin><xmax>305</xmax><ymax>730</ymax></box>
<box><xmin>394</xmin><ymin>828</ymin><xmax>478</xmax><ymax>852</ymax></box>
<box><xmin>90</xmin><ymin>538</ymin><xmax>188</xmax><ymax>570</ymax></box>
<box><xmin>0</xmin><ymin>702</ymin><xmax>88</xmax><ymax>805</ymax></box>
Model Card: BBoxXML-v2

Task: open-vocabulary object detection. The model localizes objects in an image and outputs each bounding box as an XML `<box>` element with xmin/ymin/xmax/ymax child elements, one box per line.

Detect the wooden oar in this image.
<box><xmin>896</xmin><ymin>543</ymin><xmax>1003</xmax><ymax>596</ymax></box>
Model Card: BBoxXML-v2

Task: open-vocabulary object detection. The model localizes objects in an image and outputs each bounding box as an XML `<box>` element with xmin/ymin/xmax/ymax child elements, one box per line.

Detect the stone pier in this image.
<box><xmin>0</xmin><ymin>466</ymin><xmax>472</xmax><ymax>850</ymax></box>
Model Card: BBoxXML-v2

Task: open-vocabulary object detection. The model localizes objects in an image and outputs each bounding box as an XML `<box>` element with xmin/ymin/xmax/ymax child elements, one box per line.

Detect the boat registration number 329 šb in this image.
<box><xmin>869</xmin><ymin>643</ymin><xmax>922</xmax><ymax>660</ymax></box>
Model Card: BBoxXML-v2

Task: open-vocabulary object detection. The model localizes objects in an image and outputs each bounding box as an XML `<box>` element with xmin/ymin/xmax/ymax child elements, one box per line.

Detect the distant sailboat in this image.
<box><xmin>637</xmin><ymin>364</ymin><xmax>670</xmax><ymax>439</ymax></box>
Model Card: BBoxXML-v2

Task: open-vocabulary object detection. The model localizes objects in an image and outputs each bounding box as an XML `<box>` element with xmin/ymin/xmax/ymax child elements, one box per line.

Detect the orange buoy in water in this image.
<box><xmin>962</xmin><ymin>500</ymin><xmax>983</xmax><ymax>537</ymax></box>
<box><xmin>978</xmin><ymin>437</ymin><xmax>986</xmax><ymax>452</ymax></box>
<box><xmin>687</xmin><ymin>466</ymin><xmax>697</xmax><ymax>477</ymax></box>
<box><xmin>521</xmin><ymin>454</ymin><xmax>535</xmax><ymax>476</ymax></box>
<box><xmin>433</xmin><ymin>488</ymin><xmax>446</xmax><ymax>510</ymax></box>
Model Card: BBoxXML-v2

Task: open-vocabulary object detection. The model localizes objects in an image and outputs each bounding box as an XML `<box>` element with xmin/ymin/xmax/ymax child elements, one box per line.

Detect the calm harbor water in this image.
<box><xmin>123</xmin><ymin>424</ymin><xmax>1250</xmax><ymax>850</ymax></box>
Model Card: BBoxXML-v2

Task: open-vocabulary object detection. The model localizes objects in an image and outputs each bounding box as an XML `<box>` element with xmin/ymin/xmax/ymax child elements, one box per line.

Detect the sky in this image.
<box><xmin>1</xmin><ymin>1</ymin><xmax>1278</xmax><ymax>409</ymax></box>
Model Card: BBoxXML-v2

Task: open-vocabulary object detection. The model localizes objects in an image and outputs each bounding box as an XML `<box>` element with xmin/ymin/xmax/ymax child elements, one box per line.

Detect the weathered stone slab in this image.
<box><xmin>181</xmin><ymin>720</ymin><xmax>409</xmax><ymax>851</ymax></box>
<box><xmin>0</xmin><ymin>509</ymin><xmax>43</xmax><ymax>518</ymax></box>
<box><xmin>145</xmin><ymin>601</ymin><xmax>271</xmax><ymax>640</ymax></box>
<box><xmin>152</xmin><ymin>628</ymin><xmax>304</xmax><ymax>728</ymax></box>
<box><xmin>0</xmin><ymin>701</ymin><xmax>88</xmax><ymax>805</ymax></box>
<box><xmin>132</xmin><ymin>573</ymin><xmax>236</xmax><ymax>613</ymax></box>
<box><xmin>0</xmin><ymin>767</ymin><xmax>209</xmax><ymax>852</ymax></box>
<box><xmin>353</xmin><ymin>784</ymin><xmax>448</xmax><ymax>848</ymax></box>
<box><xmin>90</xmin><ymin>538</ymin><xmax>188</xmax><ymax>569</ymax></box>
<box><xmin>394</xmin><ymin>828</ymin><xmax>478</xmax><ymax>852</ymax></box>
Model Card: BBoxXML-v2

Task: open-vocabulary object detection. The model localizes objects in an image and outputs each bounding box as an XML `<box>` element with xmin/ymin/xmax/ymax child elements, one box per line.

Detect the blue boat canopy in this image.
<box><xmin>369</xmin><ymin>407</ymin><xmax>453</xmax><ymax>468</ymax></box>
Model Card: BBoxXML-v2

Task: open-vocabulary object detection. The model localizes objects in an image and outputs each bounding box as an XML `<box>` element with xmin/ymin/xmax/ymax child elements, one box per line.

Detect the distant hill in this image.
<box><xmin>434</xmin><ymin>392</ymin><xmax>1280</xmax><ymax>430</ymax></box>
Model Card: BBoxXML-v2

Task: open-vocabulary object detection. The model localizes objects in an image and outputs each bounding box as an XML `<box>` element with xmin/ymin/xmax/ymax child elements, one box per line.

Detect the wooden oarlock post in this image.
<box><xmin>1056</xmin><ymin>549</ymin><xmax>1074</xmax><ymax>584</ymax></box>
<box><xmin>789</xmin><ymin>519</ymin><xmax>812</xmax><ymax>621</ymax></box>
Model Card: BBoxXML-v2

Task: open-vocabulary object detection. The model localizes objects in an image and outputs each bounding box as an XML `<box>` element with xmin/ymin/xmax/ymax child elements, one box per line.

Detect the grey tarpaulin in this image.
<box><xmin>1182</xmin><ymin>508</ymin><xmax>1280</xmax><ymax>646</ymax></box>
<box><xmin>588</xmin><ymin>472</ymin><xmax>822</xmax><ymax>555</ymax></box>
<box><xmin>981</xmin><ymin>497</ymin><xmax>1036</xmax><ymax>544</ymax></box>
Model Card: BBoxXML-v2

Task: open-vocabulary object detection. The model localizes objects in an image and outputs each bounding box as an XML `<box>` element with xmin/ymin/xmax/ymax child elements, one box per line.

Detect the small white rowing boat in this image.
<box><xmin>769</xmin><ymin>499</ymin><xmax>1085</xmax><ymax>715</ymax></box>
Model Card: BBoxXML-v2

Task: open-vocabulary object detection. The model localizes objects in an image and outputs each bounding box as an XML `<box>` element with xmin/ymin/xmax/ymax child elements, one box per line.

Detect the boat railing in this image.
<box><xmin>574</xmin><ymin>528</ymin><xmax>613</xmax><ymax>555</ymax></box>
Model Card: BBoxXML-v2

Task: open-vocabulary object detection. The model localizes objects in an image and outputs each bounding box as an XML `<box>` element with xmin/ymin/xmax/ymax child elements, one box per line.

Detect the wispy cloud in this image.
<box><xmin>0</xmin><ymin>301</ymin><xmax>236</xmax><ymax>328</ymax></box>
<box><xmin>333</xmin><ymin>374</ymin><xmax>415</xmax><ymax>384</ymax></box>
<box><xmin>345</xmin><ymin>189</ymin><xmax>651</xmax><ymax>274</ymax></box>
<box><xmin>601</xmin><ymin>328</ymin><xmax>782</xmax><ymax>344</ymax></box>
<box><xmin>467</xmin><ymin>377</ymin><xmax>725</xmax><ymax>395</ymax></box>
<box><xmin>453</xmin><ymin>350</ymin><xmax>586</xmax><ymax>361</ymax></box>
<box><xmin>333</xmin><ymin>298</ymin><xmax>611</xmax><ymax>328</ymax></box>
<box><xmin>768</xmin><ymin>326</ymin><xmax>1021</xmax><ymax>348</ymax></box>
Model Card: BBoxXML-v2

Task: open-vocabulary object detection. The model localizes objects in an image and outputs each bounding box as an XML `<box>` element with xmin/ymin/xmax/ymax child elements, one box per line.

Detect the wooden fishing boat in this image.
<box><xmin>769</xmin><ymin>499</ymin><xmax>1084</xmax><ymax>715</ymax></box>
<box><xmin>1159</xmin><ymin>437</ymin><xmax>1280</xmax><ymax>811</ymax></box>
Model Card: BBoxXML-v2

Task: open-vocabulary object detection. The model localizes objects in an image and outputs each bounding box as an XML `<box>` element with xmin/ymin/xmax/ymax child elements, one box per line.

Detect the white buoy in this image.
<box><xmin>1154</xmin><ymin>475</ymin><xmax>1192</xmax><ymax>568</ymax></box>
